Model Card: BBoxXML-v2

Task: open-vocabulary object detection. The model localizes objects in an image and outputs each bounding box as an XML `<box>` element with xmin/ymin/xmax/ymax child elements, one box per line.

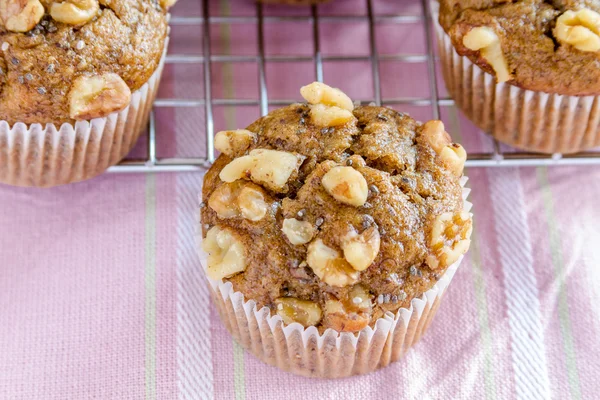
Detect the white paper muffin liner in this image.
<box><xmin>434</xmin><ymin>5</ymin><xmax>600</xmax><ymax>154</ymax></box>
<box><xmin>197</xmin><ymin>177</ymin><xmax>472</xmax><ymax>378</ymax></box>
<box><xmin>0</xmin><ymin>37</ymin><xmax>169</xmax><ymax>187</ymax></box>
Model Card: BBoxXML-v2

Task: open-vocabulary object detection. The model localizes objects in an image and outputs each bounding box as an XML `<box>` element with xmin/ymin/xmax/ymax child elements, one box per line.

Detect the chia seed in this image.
<box><xmin>1</xmin><ymin>42</ymin><xmax>8</xmax><ymax>52</ymax></box>
<box><xmin>377</xmin><ymin>295</ymin><xmax>384</xmax><ymax>304</ymax></box>
<box><xmin>17</xmin><ymin>76</ymin><xmax>24</xmax><ymax>84</ymax></box>
<box><xmin>320</xmin><ymin>128</ymin><xmax>328</xmax><ymax>134</ymax></box>
<box><xmin>369</xmin><ymin>184</ymin><xmax>379</xmax><ymax>195</ymax></box>
<box><xmin>346</xmin><ymin>159</ymin><xmax>353</xmax><ymax>166</ymax></box>
<box><xmin>376</xmin><ymin>113</ymin><xmax>388</xmax><ymax>121</ymax></box>
<box><xmin>11</xmin><ymin>58</ymin><xmax>19</xmax><ymax>65</ymax></box>
<box><xmin>296</xmin><ymin>209</ymin><xmax>306</xmax><ymax>219</ymax></box>
<box><xmin>199</xmin><ymin>202</ymin><xmax>206</xmax><ymax>208</ymax></box>
<box><xmin>76</xmin><ymin>40</ymin><xmax>85</xmax><ymax>50</ymax></box>
<box><xmin>25</xmin><ymin>73</ymin><xmax>33</xmax><ymax>81</ymax></box>
<box><xmin>299</xmin><ymin>117</ymin><xmax>305</xmax><ymax>125</ymax></box>
<box><xmin>409</xmin><ymin>265</ymin><xmax>422</xmax><ymax>277</ymax></box>
<box><xmin>47</xmin><ymin>64</ymin><xmax>55</xmax><ymax>73</ymax></box>
<box><xmin>37</xmin><ymin>87</ymin><xmax>46</xmax><ymax>95</ymax></box>
<box><xmin>315</xmin><ymin>217</ymin><xmax>324</xmax><ymax>227</ymax></box>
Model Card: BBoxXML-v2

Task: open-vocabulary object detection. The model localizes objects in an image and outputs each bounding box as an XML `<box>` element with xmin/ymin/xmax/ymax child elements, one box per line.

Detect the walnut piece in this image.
<box><xmin>275</xmin><ymin>297</ymin><xmax>322</xmax><ymax>327</ymax></box>
<box><xmin>421</xmin><ymin>120</ymin><xmax>452</xmax><ymax>154</ymax></box>
<box><xmin>202</xmin><ymin>226</ymin><xmax>247</xmax><ymax>281</ymax></box>
<box><xmin>439</xmin><ymin>143</ymin><xmax>467</xmax><ymax>177</ymax></box>
<box><xmin>282</xmin><ymin>218</ymin><xmax>315</xmax><ymax>245</ymax></box>
<box><xmin>309</xmin><ymin>104</ymin><xmax>355</xmax><ymax>127</ymax></box>
<box><xmin>554</xmin><ymin>9</ymin><xmax>600</xmax><ymax>52</ymax></box>
<box><xmin>0</xmin><ymin>0</ymin><xmax>44</xmax><ymax>33</ymax></box>
<box><xmin>306</xmin><ymin>238</ymin><xmax>359</xmax><ymax>287</ymax></box>
<box><xmin>69</xmin><ymin>73</ymin><xmax>132</xmax><ymax>120</ymax></box>
<box><xmin>341</xmin><ymin>226</ymin><xmax>380</xmax><ymax>271</ymax></box>
<box><xmin>427</xmin><ymin>211</ymin><xmax>472</xmax><ymax>270</ymax></box>
<box><xmin>323</xmin><ymin>285</ymin><xmax>372</xmax><ymax>332</ymax></box>
<box><xmin>321</xmin><ymin>166</ymin><xmax>368</xmax><ymax>207</ymax></box>
<box><xmin>214</xmin><ymin>129</ymin><xmax>256</xmax><ymax>157</ymax></box>
<box><xmin>159</xmin><ymin>0</ymin><xmax>177</xmax><ymax>8</ymax></box>
<box><xmin>208</xmin><ymin>181</ymin><xmax>268</xmax><ymax>222</ymax></box>
<box><xmin>463</xmin><ymin>26</ymin><xmax>511</xmax><ymax>83</ymax></box>
<box><xmin>50</xmin><ymin>0</ymin><xmax>99</xmax><ymax>25</ymax></box>
<box><xmin>300</xmin><ymin>82</ymin><xmax>354</xmax><ymax>111</ymax></box>
<box><xmin>219</xmin><ymin>149</ymin><xmax>305</xmax><ymax>193</ymax></box>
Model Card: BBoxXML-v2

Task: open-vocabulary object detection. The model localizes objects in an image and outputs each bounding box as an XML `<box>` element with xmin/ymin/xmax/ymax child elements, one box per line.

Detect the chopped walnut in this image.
<box><xmin>0</xmin><ymin>0</ymin><xmax>44</xmax><ymax>33</ymax></box>
<box><xmin>275</xmin><ymin>297</ymin><xmax>322</xmax><ymax>327</ymax></box>
<box><xmin>214</xmin><ymin>129</ymin><xmax>256</xmax><ymax>157</ymax></box>
<box><xmin>300</xmin><ymin>82</ymin><xmax>354</xmax><ymax>111</ymax></box>
<box><xmin>341</xmin><ymin>226</ymin><xmax>380</xmax><ymax>271</ymax></box>
<box><xmin>323</xmin><ymin>285</ymin><xmax>372</xmax><ymax>332</ymax></box>
<box><xmin>309</xmin><ymin>104</ymin><xmax>355</xmax><ymax>127</ymax></box>
<box><xmin>554</xmin><ymin>9</ymin><xmax>600</xmax><ymax>52</ymax></box>
<box><xmin>50</xmin><ymin>0</ymin><xmax>99</xmax><ymax>25</ymax></box>
<box><xmin>321</xmin><ymin>166</ymin><xmax>368</xmax><ymax>207</ymax></box>
<box><xmin>208</xmin><ymin>181</ymin><xmax>268</xmax><ymax>222</ymax></box>
<box><xmin>306</xmin><ymin>238</ymin><xmax>359</xmax><ymax>287</ymax></box>
<box><xmin>219</xmin><ymin>149</ymin><xmax>305</xmax><ymax>193</ymax></box>
<box><xmin>202</xmin><ymin>226</ymin><xmax>247</xmax><ymax>281</ymax></box>
<box><xmin>427</xmin><ymin>211</ymin><xmax>472</xmax><ymax>270</ymax></box>
<box><xmin>69</xmin><ymin>73</ymin><xmax>132</xmax><ymax>120</ymax></box>
<box><xmin>421</xmin><ymin>120</ymin><xmax>452</xmax><ymax>154</ymax></box>
<box><xmin>282</xmin><ymin>218</ymin><xmax>315</xmax><ymax>245</ymax></box>
<box><xmin>463</xmin><ymin>26</ymin><xmax>511</xmax><ymax>83</ymax></box>
<box><xmin>439</xmin><ymin>143</ymin><xmax>467</xmax><ymax>177</ymax></box>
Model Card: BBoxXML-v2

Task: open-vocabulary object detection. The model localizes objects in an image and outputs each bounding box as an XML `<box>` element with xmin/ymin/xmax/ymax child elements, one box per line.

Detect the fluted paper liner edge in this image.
<box><xmin>0</xmin><ymin>36</ymin><xmax>170</xmax><ymax>187</ymax></box>
<box><xmin>433</xmin><ymin>3</ymin><xmax>600</xmax><ymax>154</ymax></box>
<box><xmin>196</xmin><ymin>177</ymin><xmax>472</xmax><ymax>378</ymax></box>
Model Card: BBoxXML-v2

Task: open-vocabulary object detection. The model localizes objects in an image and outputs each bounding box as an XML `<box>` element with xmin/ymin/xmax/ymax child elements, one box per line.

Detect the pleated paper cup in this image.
<box><xmin>434</xmin><ymin>7</ymin><xmax>600</xmax><ymax>154</ymax></box>
<box><xmin>0</xmin><ymin>37</ymin><xmax>169</xmax><ymax>188</ymax></box>
<box><xmin>197</xmin><ymin>177</ymin><xmax>472</xmax><ymax>378</ymax></box>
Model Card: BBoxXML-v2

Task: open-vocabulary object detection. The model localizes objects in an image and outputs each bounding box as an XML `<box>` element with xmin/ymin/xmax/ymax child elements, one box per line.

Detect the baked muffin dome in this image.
<box><xmin>201</xmin><ymin>83</ymin><xmax>472</xmax><ymax>333</ymax></box>
<box><xmin>0</xmin><ymin>0</ymin><xmax>169</xmax><ymax>125</ymax></box>
<box><xmin>439</xmin><ymin>0</ymin><xmax>600</xmax><ymax>95</ymax></box>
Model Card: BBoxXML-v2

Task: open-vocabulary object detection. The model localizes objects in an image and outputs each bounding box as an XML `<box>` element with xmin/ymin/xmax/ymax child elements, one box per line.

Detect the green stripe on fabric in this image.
<box><xmin>220</xmin><ymin>1</ymin><xmax>245</xmax><ymax>399</ymax></box>
<box><xmin>537</xmin><ymin>167</ymin><xmax>582</xmax><ymax>400</ymax></box>
<box><xmin>233</xmin><ymin>342</ymin><xmax>246</xmax><ymax>400</ymax></box>
<box><xmin>145</xmin><ymin>174</ymin><xmax>158</xmax><ymax>400</ymax></box>
<box><xmin>469</xmin><ymin>224</ymin><xmax>497</xmax><ymax>400</ymax></box>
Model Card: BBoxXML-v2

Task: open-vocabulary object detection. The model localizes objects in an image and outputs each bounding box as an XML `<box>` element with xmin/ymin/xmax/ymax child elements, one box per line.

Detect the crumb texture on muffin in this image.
<box><xmin>439</xmin><ymin>0</ymin><xmax>600</xmax><ymax>95</ymax></box>
<box><xmin>0</xmin><ymin>0</ymin><xmax>171</xmax><ymax>124</ymax></box>
<box><xmin>201</xmin><ymin>82</ymin><xmax>471</xmax><ymax>333</ymax></box>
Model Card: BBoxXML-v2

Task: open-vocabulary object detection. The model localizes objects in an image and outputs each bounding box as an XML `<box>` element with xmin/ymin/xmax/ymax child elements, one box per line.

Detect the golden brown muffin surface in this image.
<box><xmin>440</xmin><ymin>0</ymin><xmax>600</xmax><ymax>96</ymax></box>
<box><xmin>201</xmin><ymin>83</ymin><xmax>471</xmax><ymax>333</ymax></box>
<box><xmin>0</xmin><ymin>0</ymin><xmax>168</xmax><ymax>125</ymax></box>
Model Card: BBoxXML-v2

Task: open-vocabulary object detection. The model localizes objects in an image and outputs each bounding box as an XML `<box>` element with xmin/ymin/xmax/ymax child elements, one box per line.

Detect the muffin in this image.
<box><xmin>437</xmin><ymin>0</ymin><xmax>600</xmax><ymax>153</ymax></box>
<box><xmin>198</xmin><ymin>82</ymin><xmax>473</xmax><ymax>378</ymax></box>
<box><xmin>0</xmin><ymin>0</ymin><xmax>172</xmax><ymax>187</ymax></box>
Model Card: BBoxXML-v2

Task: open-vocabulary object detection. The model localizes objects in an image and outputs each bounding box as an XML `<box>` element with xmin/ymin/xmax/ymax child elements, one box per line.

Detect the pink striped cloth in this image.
<box><xmin>2</xmin><ymin>0</ymin><xmax>600</xmax><ymax>398</ymax></box>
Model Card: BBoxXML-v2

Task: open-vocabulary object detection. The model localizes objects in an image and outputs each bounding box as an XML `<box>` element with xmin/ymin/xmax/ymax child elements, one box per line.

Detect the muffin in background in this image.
<box><xmin>0</xmin><ymin>0</ymin><xmax>173</xmax><ymax>187</ymax></box>
<box><xmin>198</xmin><ymin>82</ymin><xmax>473</xmax><ymax>378</ymax></box>
<box><xmin>437</xmin><ymin>0</ymin><xmax>600</xmax><ymax>154</ymax></box>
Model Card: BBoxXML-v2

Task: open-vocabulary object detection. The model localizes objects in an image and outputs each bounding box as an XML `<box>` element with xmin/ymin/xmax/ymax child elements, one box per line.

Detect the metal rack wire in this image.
<box><xmin>108</xmin><ymin>0</ymin><xmax>600</xmax><ymax>173</ymax></box>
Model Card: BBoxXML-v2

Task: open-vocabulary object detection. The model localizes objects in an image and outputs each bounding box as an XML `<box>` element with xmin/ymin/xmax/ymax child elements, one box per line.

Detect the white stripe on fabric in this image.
<box><xmin>176</xmin><ymin>171</ymin><xmax>213</xmax><ymax>400</ymax></box>
<box><xmin>488</xmin><ymin>168</ymin><xmax>551</xmax><ymax>400</ymax></box>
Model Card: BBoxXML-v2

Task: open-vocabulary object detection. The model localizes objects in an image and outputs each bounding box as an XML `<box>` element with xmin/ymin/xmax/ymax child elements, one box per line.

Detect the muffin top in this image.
<box><xmin>439</xmin><ymin>0</ymin><xmax>600</xmax><ymax>96</ymax></box>
<box><xmin>0</xmin><ymin>0</ymin><xmax>171</xmax><ymax>125</ymax></box>
<box><xmin>201</xmin><ymin>83</ymin><xmax>472</xmax><ymax>333</ymax></box>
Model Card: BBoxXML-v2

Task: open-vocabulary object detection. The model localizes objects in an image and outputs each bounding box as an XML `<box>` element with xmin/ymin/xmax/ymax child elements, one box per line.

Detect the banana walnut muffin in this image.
<box><xmin>0</xmin><ymin>0</ymin><xmax>170</xmax><ymax>125</ymax></box>
<box><xmin>439</xmin><ymin>0</ymin><xmax>600</xmax><ymax>94</ymax></box>
<box><xmin>201</xmin><ymin>83</ymin><xmax>472</xmax><ymax>333</ymax></box>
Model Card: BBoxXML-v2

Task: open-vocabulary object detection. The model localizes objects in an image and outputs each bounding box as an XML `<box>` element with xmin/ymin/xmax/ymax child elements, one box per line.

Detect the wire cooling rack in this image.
<box><xmin>109</xmin><ymin>0</ymin><xmax>600</xmax><ymax>173</ymax></box>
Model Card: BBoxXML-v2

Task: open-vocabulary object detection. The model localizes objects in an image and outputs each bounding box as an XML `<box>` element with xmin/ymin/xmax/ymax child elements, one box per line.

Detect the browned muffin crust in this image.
<box><xmin>0</xmin><ymin>0</ymin><xmax>168</xmax><ymax>125</ymax></box>
<box><xmin>439</xmin><ymin>0</ymin><xmax>600</xmax><ymax>96</ymax></box>
<box><xmin>201</xmin><ymin>84</ymin><xmax>471</xmax><ymax>332</ymax></box>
